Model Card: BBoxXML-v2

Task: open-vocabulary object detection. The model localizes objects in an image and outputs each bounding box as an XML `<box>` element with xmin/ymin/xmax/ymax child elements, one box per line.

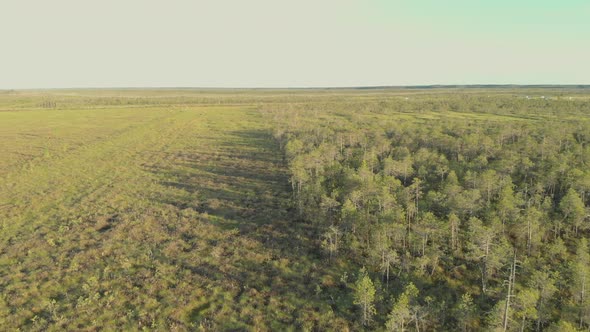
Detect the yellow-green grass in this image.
<box><xmin>0</xmin><ymin>96</ymin><xmax>345</xmax><ymax>330</ymax></box>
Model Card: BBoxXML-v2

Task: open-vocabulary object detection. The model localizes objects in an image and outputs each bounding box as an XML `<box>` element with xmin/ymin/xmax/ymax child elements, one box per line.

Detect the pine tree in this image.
<box><xmin>353</xmin><ymin>268</ymin><xmax>376</xmax><ymax>326</ymax></box>
<box><xmin>455</xmin><ymin>293</ymin><xmax>477</xmax><ymax>332</ymax></box>
<box><xmin>560</xmin><ymin>188</ymin><xmax>586</xmax><ymax>235</ymax></box>
<box><xmin>571</xmin><ymin>238</ymin><xmax>590</xmax><ymax>328</ymax></box>
<box><xmin>386</xmin><ymin>282</ymin><xmax>419</xmax><ymax>332</ymax></box>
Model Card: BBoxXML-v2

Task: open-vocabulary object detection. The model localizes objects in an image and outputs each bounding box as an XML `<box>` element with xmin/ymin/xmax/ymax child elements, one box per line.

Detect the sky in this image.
<box><xmin>1</xmin><ymin>0</ymin><xmax>589</xmax><ymax>88</ymax></box>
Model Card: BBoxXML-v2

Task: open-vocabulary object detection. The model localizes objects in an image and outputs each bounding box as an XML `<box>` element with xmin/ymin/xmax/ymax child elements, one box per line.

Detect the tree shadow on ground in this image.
<box><xmin>142</xmin><ymin>128</ymin><xmax>335</xmax><ymax>327</ymax></box>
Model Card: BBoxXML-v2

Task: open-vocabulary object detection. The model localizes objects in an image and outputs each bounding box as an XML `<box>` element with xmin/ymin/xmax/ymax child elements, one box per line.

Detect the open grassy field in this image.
<box><xmin>1</xmin><ymin>88</ymin><xmax>590</xmax><ymax>330</ymax></box>
<box><xmin>0</xmin><ymin>90</ymin><xmax>348</xmax><ymax>330</ymax></box>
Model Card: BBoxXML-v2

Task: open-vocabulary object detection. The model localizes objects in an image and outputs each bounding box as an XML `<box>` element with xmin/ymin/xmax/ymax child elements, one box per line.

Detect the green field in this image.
<box><xmin>1</xmin><ymin>88</ymin><xmax>590</xmax><ymax>330</ymax></box>
<box><xmin>0</xmin><ymin>91</ymin><xmax>336</xmax><ymax>330</ymax></box>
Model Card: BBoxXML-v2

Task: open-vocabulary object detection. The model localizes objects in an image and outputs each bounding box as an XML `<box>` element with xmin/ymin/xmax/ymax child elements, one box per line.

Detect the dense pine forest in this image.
<box><xmin>268</xmin><ymin>90</ymin><xmax>590</xmax><ymax>331</ymax></box>
<box><xmin>0</xmin><ymin>88</ymin><xmax>589</xmax><ymax>331</ymax></box>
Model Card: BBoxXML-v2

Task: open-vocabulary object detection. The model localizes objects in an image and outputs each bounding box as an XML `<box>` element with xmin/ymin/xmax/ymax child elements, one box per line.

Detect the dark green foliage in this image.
<box><xmin>270</xmin><ymin>88</ymin><xmax>590</xmax><ymax>330</ymax></box>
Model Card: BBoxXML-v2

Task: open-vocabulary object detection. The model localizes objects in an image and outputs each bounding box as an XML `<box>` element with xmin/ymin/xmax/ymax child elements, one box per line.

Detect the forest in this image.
<box><xmin>0</xmin><ymin>88</ymin><xmax>589</xmax><ymax>331</ymax></box>
<box><xmin>268</xmin><ymin>89</ymin><xmax>590</xmax><ymax>331</ymax></box>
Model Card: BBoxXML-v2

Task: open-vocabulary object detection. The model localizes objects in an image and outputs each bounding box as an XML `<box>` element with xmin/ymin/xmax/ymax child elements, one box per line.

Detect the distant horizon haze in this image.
<box><xmin>4</xmin><ymin>84</ymin><xmax>590</xmax><ymax>91</ymax></box>
<box><xmin>1</xmin><ymin>0</ymin><xmax>589</xmax><ymax>89</ymax></box>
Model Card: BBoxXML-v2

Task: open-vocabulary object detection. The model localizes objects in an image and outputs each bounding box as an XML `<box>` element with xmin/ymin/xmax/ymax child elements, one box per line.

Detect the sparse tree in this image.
<box><xmin>354</xmin><ymin>268</ymin><xmax>376</xmax><ymax>326</ymax></box>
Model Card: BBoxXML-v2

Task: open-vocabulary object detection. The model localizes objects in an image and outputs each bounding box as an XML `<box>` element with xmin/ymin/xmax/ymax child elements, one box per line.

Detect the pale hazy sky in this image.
<box><xmin>1</xmin><ymin>0</ymin><xmax>589</xmax><ymax>88</ymax></box>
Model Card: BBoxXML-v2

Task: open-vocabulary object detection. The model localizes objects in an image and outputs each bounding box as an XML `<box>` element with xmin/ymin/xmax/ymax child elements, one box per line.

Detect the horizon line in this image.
<box><xmin>3</xmin><ymin>84</ymin><xmax>590</xmax><ymax>91</ymax></box>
